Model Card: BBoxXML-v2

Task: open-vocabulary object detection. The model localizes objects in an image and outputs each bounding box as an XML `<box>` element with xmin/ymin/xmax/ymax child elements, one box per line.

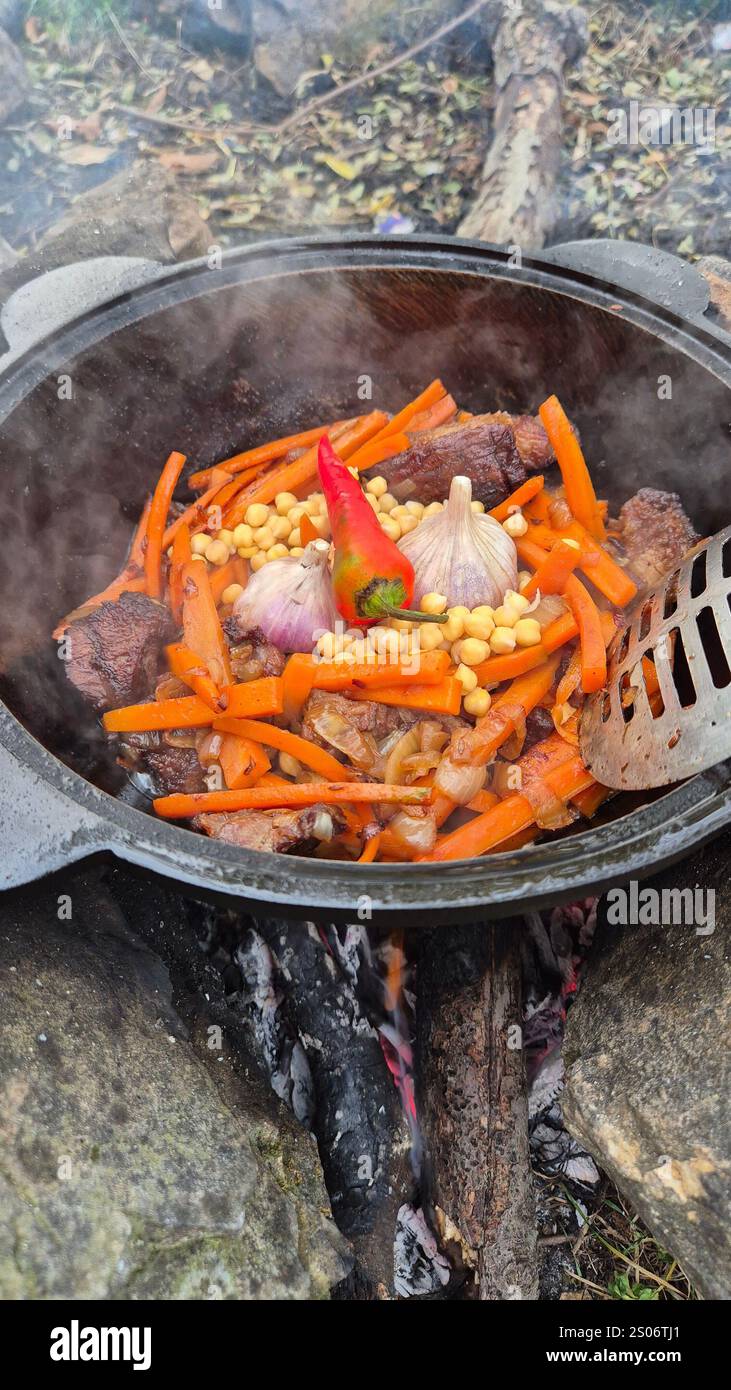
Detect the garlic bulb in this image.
<box><xmin>398</xmin><ymin>475</ymin><xmax>518</xmax><ymax>609</ymax></box>
<box><xmin>232</xmin><ymin>539</ymin><xmax>338</xmax><ymax>653</ymax></box>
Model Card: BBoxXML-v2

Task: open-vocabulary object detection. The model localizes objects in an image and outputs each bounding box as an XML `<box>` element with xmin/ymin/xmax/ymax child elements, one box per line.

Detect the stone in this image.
<box><xmin>0</xmin><ymin>25</ymin><xmax>28</xmax><ymax>122</ymax></box>
<box><xmin>563</xmin><ymin>832</ymin><xmax>731</xmax><ymax>1300</ymax></box>
<box><xmin>0</xmin><ymin>872</ymin><xmax>349</xmax><ymax>1299</ymax></box>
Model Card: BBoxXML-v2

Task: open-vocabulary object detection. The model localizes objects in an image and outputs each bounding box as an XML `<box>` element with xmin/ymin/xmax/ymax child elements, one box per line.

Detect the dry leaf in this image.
<box><xmin>321</xmin><ymin>155</ymin><xmax>358</xmax><ymax>180</ymax></box>
<box><xmin>24</xmin><ymin>17</ymin><xmax>43</xmax><ymax>43</ymax></box>
<box><xmin>60</xmin><ymin>144</ymin><xmax>114</xmax><ymax>166</ymax></box>
<box><xmin>157</xmin><ymin>149</ymin><xmax>220</xmax><ymax>173</ymax></box>
<box><xmin>73</xmin><ymin>113</ymin><xmax>102</xmax><ymax>141</ymax></box>
<box><xmin>145</xmin><ymin>85</ymin><xmax>169</xmax><ymax>116</ymax></box>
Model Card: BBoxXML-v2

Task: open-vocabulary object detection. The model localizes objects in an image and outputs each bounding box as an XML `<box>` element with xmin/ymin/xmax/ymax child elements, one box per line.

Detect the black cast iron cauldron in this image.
<box><xmin>0</xmin><ymin>234</ymin><xmax>730</xmax><ymax>923</ymax></box>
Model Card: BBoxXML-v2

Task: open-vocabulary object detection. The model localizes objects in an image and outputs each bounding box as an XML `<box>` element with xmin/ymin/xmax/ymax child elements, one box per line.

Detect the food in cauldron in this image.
<box><xmin>54</xmin><ymin>380</ymin><xmax>699</xmax><ymax>863</ymax></box>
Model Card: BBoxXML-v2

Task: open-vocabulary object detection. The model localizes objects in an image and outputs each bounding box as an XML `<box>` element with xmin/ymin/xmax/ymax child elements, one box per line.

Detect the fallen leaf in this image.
<box><xmin>145</xmin><ymin>85</ymin><xmax>169</xmax><ymax>115</ymax></box>
<box><xmin>59</xmin><ymin>144</ymin><xmax>114</xmax><ymax>166</ymax></box>
<box><xmin>24</xmin><ymin>17</ymin><xmax>43</xmax><ymax>43</ymax></box>
<box><xmin>321</xmin><ymin>155</ymin><xmax>358</xmax><ymax>180</ymax></box>
<box><xmin>157</xmin><ymin>149</ymin><xmax>220</xmax><ymax>173</ymax></box>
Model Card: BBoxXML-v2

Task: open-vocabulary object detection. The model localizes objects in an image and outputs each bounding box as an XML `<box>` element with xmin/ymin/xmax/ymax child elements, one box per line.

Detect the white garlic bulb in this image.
<box><xmin>398</xmin><ymin>475</ymin><xmax>518</xmax><ymax>608</ymax></box>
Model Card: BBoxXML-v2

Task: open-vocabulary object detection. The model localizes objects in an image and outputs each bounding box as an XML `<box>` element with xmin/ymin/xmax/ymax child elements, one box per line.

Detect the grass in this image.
<box><xmin>28</xmin><ymin>0</ymin><xmax>132</xmax><ymax>43</ymax></box>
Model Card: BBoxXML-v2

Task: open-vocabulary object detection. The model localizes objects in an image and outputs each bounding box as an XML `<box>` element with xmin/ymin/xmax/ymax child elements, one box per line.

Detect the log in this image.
<box><xmin>256</xmin><ymin>918</ymin><xmax>413</xmax><ymax>1298</ymax></box>
<box><xmin>415</xmin><ymin>921</ymin><xmax>538</xmax><ymax>1300</ymax></box>
<box><xmin>458</xmin><ymin>0</ymin><xmax>587</xmax><ymax>249</ymax></box>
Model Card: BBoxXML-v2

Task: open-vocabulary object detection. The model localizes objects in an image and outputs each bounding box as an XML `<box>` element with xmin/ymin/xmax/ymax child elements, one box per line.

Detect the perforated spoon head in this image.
<box><xmin>579</xmin><ymin>525</ymin><xmax>731</xmax><ymax>790</ymax></box>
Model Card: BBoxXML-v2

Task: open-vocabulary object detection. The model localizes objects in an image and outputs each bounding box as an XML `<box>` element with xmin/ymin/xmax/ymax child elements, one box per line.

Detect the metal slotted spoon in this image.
<box><xmin>579</xmin><ymin>525</ymin><xmax>731</xmax><ymax>790</ymax></box>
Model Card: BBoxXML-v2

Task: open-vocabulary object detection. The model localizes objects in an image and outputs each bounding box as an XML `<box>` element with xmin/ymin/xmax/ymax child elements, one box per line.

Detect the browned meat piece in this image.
<box><xmin>480</xmin><ymin>412</ymin><xmax>555</xmax><ymax>471</ymax></box>
<box><xmin>64</xmin><ymin>591</ymin><xmax>174</xmax><ymax>711</ymax></box>
<box><xmin>195</xmin><ymin>804</ymin><xmax>345</xmax><ymax>854</ymax></box>
<box><xmin>618</xmin><ymin>488</ymin><xmax>700</xmax><ymax>589</ymax></box>
<box><xmin>221</xmin><ymin>619</ymin><xmax>285</xmax><ymax>681</ymax></box>
<box><xmin>119</xmin><ymin>731</ymin><xmax>206</xmax><ymax>796</ymax></box>
<box><xmin>378</xmin><ymin>419</ymin><xmax>528</xmax><ymax>507</ymax></box>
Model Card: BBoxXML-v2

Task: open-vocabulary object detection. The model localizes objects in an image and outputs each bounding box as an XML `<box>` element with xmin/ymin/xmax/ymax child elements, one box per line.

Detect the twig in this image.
<box><xmin>106</xmin><ymin>6</ymin><xmax>156</xmax><ymax>83</ymax></box>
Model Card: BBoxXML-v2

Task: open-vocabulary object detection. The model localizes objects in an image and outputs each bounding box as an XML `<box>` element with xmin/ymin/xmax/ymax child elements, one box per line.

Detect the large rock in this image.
<box><xmin>563</xmin><ymin>833</ymin><xmax>731</xmax><ymax>1300</ymax></box>
<box><xmin>0</xmin><ymin>873</ymin><xmax>349</xmax><ymax>1299</ymax></box>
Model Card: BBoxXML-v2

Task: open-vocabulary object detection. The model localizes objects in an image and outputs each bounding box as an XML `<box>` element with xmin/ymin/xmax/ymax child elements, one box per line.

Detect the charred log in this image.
<box><xmin>256</xmin><ymin>919</ymin><xmax>413</xmax><ymax>1297</ymax></box>
<box><xmin>415</xmin><ymin>922</ymin><xmax>538</xmax><ymax>1300</ymax></box>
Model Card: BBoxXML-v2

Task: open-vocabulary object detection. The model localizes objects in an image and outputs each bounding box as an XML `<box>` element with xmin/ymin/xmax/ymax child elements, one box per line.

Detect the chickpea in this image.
<box><xmin>405</xmin><ymin>500</ymin><xmax>424</xmax><ymax>518</ymax></box>
<box><xmin>422</xmin><ymin>501</ymin><xmax>444</xmax><ymax>517</ymax></box>
<box><xmin>503</xmin><ymin>511</ymin><xmax>528</xmax><ymax>538</ymax></box>
<box><xmin>463</xmin><ymin>611</ymin><xmax>494</xmax><ymax>641</ymax></box>
<box><xmin>514</xmin><ymin>617</ymin><xmax>542</xmax><ymax>647</ymax></box>
<box><xmin>288</xmin><ymin>527</ymin><xmax>302</xmax><ymax>548</ymax></box>
<box><xmin>493</xmin><ymin>603</ymin><xmax>518</xmax><ymax>629</ymax></box>
<box><xmin>266</xmin><ymin>543</ymin><xmax>289</xmax><ymax>561</ymax></box>
<box><xmin>250</xmin><ymin>552</ymin><xmax>267</xmax><ymax>573</ymax></box>
<box><xmin>421</xmin><ymin>592</ymin><xmax>448</xmax><ymax>615</ymax></box>
<box><xmin>351</xmin><ymin>638</ymin><xmax>369</xmax><ymax>664</ymax></box>
<box><xmin>238</xmin><ymin>545</ymin><xmax>257</xmax><ymax>559</ymax></box>
<box><xmin>504</xmin><ymin>589</ymin><xmax>531</xmax><ymax>617</ymax></box>
<box><xmin>419</xmin><ymin>623</ymin><xmax>445</xmax><ymax>652</ymax></box>
<box><xmin>288</xmin><ymin>504</ymin><xmax>306</xmax><ymax>526</ymax></box>
<box><xmin>312</xmin><ymin>514</ymin><xmax>330</xmax><ymax>538</ymax></box>
<box><xmin>245</xmin><ymin>503</ymin><xmax>270</xmax><ymax>529</ymax></box>
<box><xmin>380</xmin><ymin>516</ymin><xmax>401</xmax><ymax>542</ymax></box>
<box><xmin>517</xmin><ymin>569</ymin><xmax>532</xmax><ymax>592</ymax></box>
<box><xmin>470</xmin><ymin>500</ymin><xmax>485</xmax><ymax>514</ymax></box>
<box><xmin>279</xmin><ymin>751</ymin><xmax>302</xmax><ymax>777</ymax></box>
<box><xmin>252</xmin><ymin>526</ymin><xmax>273</xmax><ymax>550</ymax></box>
<box><xmin>218</xmin><ymin>528</ymin><xmax>235</xmax><ymax>550</ymax></box>
<box><xmin>190</xmin><ymin>553</ymin><xmax>207</xmax><ymax>564</ymax></box>
<box><xmin>275</xmin><ymin>491</ymin><xmax>298</xmax><ymax>515</ymax></box>
<box><xmin>233</xmin><ymin>523</ymin><xmax>253</xmax><ymax>549</ymax></box>
<box><xmin>222</xmin><ymin>582</ymin><xmax>244</xmax><ymax>606</ymax></box>
<box><xmin>191</xmin><ymin>532</ymin><xmax>211</xmax><ymax>556</ymax></box>
<box><xmin>455</xmin><ymin>662</ymin><xmax>478</xmax><ymax>694</ymax></box>
<box><xmin>464</xmin><ymin>688</ymin><xmax>491</xmax><ymax>717</ymax></box>
<box><xmin>206</xmin><ymin>539</ymin><xmax>230</xmax><ymax>566</ymax></box>
<box><xmin>459</xmin><ymin>637</ymin><xmax>490</xmax><ymax>666</ymax></box>
<box><xmin>441</xmin><ymin>609</ymin><xmax>465</xmax><ymax>643</ymax></box>
<box><xmin>289</xmin><ymin>546</ymin><xmax>304</xmax><ymax>557</ymax></box>
<box><xmin>390</xmin><ymin>617</ymin><xmax>415</xmax><ymax>631</ymax></box>
<box><xmin>316</xmin><ymin>631</ymin><xmax>338</xmax><ymax>661</ymax></box>
<box><xmin>372</xmin><ymin>627</ymin><xmax>400</xmax><ymax>660</ymax></box>
<box><xmin>391</xmin><ymin>505</ymin><xmax>410</xmax><ymax>521</ymax></box>
<box><xmin>366</xmin><ymin>493</ymin><xmax>380</xmax><ymax>513</ymax></box>
<box><xmin>399</xmin><ymin>515</ymin><xmax>418</xmax><ymax>535</ymax></box>
<box><xmin>269</xmin><ymin>515</ymin><xmax>292</xmax><ymax>541</ymax></box>
<box><xmin>490</xmin><ymin>626</ymin><xmax>517</xmax><ymax>655</ymax></box>
<box><xmin>366</xmin><ymin>475</ymin><xmax>388</xmax><ymax>498</ymax></box>
<box><xmin>379</xmin><ymin>493</ymin><xmax>398</xmax><ymax>513</ymax></box>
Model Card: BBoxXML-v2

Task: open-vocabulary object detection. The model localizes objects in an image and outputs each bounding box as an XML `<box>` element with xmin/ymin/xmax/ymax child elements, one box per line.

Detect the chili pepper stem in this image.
<box><xmin>378</xmin><ymin>602</ymin><xmax>447</xmax><ymax>623</ymax></box>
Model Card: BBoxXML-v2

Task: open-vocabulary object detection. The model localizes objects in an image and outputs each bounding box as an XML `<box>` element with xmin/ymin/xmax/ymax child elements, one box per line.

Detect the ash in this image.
<box><xmin>394</xmin><ymin>1205</ymin><xmax>451</xmax><ymax>1298</ymax></box>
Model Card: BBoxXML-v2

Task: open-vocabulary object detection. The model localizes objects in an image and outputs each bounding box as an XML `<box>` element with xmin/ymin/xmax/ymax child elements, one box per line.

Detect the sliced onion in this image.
<box><xmin>308</xmin><ymin>705</ymin><xmax>378</xmax><ymax>772</ymax></box>
<box><xmin>384</xmin><ymin>727</ymin><xmax>420</xmax><ymax>786</ymax></box>
<box><xmin>386</xmin><ymin>807</ymin><xmax>437</xmax><ymax>855</ymax></box>
<box><xmin>434</xmin><ymin>756</ymin><xmax>486</xmax><ymax>805</ymax></box>
<box><xmin>532</xmin><ymin>592</ymin><xmax>568</xmax><ymax>628</ymax></box>
<box><xmin>522</xmin><ymin>777</ymin><xmax>577</xmax><ymax>831</ymax></box>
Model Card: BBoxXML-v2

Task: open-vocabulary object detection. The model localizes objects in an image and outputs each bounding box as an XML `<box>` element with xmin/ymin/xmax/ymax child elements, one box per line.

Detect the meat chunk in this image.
<box><xmin>63</xmin><ymin>591</ymin><xmax>174</xmax><ymax>711</ymax></box>
<box><xmin>301</xmin><ymin>690</ymin><xmax>466</xmax><ymax>771</ymax></box>
<box><xmin>119</xmin><ymin>731</ymin><xmax>206</xmax><ymax>796</ymax></box>
<box><xmin>195</xmin><ymin>804</ymin><xmax>345</xmax><ymax>854</ymax></box>
<box><xmin>480</xmin><ymin>412</ymin><xmax>556</xmax><ymax>471</ymax></box>
<box><xmin>618</xmin><ymin>488</ymin><xmax>700</xmax><ymax>589</ymax></box>
<box><xmin>221</xmin><ymin>619</ymin><xmax>285</xmax><ymax>680</ymax></box>
<box><xmin>377</xmin><ymin>416</ymin><xmax>544</xmax><ymax>507</ymax></box>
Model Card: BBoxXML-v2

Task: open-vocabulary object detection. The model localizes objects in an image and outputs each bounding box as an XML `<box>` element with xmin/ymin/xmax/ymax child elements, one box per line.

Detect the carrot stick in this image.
<box><xmin>299</xmin><ymin>512</ymin><xmax>319</xmax><ymax>548</ymax></box>
<box><xmin>166</xmin><ymin>642</ymin><xmax>222</xmax><ymax>710</ymax></box>
<box><xmin>168</xmin><ymin>523</ymin><xmax>192</xmax><ymax>624</ymax></box>
<box><xmin>541</xmin><ymin>610</ymin><xmax>580</xmax><ymax>652</ymax></box>
<box><xmin>350</xmin><ymin>676</ymin><xmax>462</xmax><ymax>716</ymax></box>
<box><xmin>212</xmin><ymin>716</ymin><xmax>357</xmax><ymax>783</ymax></box>
<box><xmin>421</xmin><ymin>753</ymin><xmax>594</xmax><ymax>861</ymax></box>
<box><xmin>407</xmin><ymin>393</ymin><xmax>457</xmax><ymax>432</ymax></box>
<box><xmin>209</xmin><ymin>555</ymin><xmax>248</xmax><ymax>604</ymax></box>
<box><xmin>379</xmin><ymin>380</ymin><xmax>446</xmax><ymax>439</ymax></box>
<box><xmin>563</xmin><ymin>575</ymin><xmax>607</xmax><ymax>693</ymax></box>
<box><xmin>218</xmin><ymin>734</ymin><xmax>271</xmax><ymax>790</ymax></box>
<box><xmin>153</xmin><ymin>782</ymin><xmax>432</xmax><ymax>818</ymax></box>
<box><xmin>539</xmin><ymin>395</ymin><xmax>605</xmax><ymax>541</ymax></box>
<box><xmin>162</xmin><ymin>469</ymin><xmax>232</xmax><ymax>550</ymax></box>
<box><xmin>144</xmin><ymin>451</ymin><xmax>186</xmax><ymax>599</ymax></box>
<box><xmin>223</xmin><ymin>412</ymin><xmax>387</xmax><ymax>527</ymax></box>
<box><xmin>446</xmin><ymin>657</ymin><xmax>561</xmax><ymax>772</ymax></box>
<box><xmin>103</xmin><ymin>676</ymin><xmax>283</xmax><ymax>732</ymax></box>
<box><xmin>358</xmin><ymin>833</ymin><xmax>381</xmax><ymax>863</ymax></box>
<box><xmin>314</xmin><ymin>648</ymin><xmax>450</xmax><ymax>690</ymax></box>
<box><xmin>347</xmin><ymin>432</ymin><xmax>410</xmax><ymax>473</ymax></box>
<box><xmin>524</xmin><ymin>520</ymin><xmax>636</xmax><ymax>607</ymax></box>
<box><xmin>522</xmin><ymin>537</ymin><xmax>582</xmax><ymax>599</ymax></box>
<box><xmin>473</xmin><ymin>644</ymin><xmax>552</xmax><ymax>686</ymax></box>
<box><xmin>490</xmin><ymin>475</ymin><xmax>545</xmax><ymax>523</ymax></box>
<box><xmin>181</xmin><ymin>559</ymin><xmax>232</xmax><ymax>688</ymax></box>
<box><xmin>188</xmin><ymin>421</ymin><xmax>346</xmax><ymax>490</ymax></box>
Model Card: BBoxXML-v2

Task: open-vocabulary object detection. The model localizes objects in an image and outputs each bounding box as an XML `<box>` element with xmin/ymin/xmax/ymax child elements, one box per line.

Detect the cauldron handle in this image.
<box><xmin>543</xmin><ymin>237</ymin><xmax>716</xmax><ymax>327</ymax></box>
<box><xmin>0</xmin><ymin>733</ymin><xmax>110</xmax><ymax>891</ymax></box>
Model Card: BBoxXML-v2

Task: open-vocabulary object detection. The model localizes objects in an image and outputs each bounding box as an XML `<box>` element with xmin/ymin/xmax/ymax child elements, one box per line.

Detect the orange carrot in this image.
<box><xmin>379</xmin><ymin>380</ymin><xmax>446</xmax><ymax>439</ymax></box>
<box><xmin>347</xmin><ymin>432</ymin><xmax>409</xmax><ymax>473</ymax></box>
<box><xmin>162</xmin><ymin>469</ymin><xmax>232</xmax><ymax>550</ymax></box>
<box><xmin>525</xmin><ymin>520</ymin><xmax>636</xmax><ymax>607</ymax></box>
<box><xmin>313</xmin><ymin>648</ymin><xmax>450</xmax><ymax>691</ymax></box>
<box><xmin>212</xmin><ymin>717</ymin><xmax>357</xmax><ymax>783</ymax></box>
<box><xmin>541</xmin><ymin>610</ymin><xmax>580</xmax><ymax>652</ymax></box>
<box><xmin>144</xmin><ymin>451</ymin><xmax>186</xmax><ymax>599</ymax></box>
<box><xmin>209</xmin><ymin>555</ymin><xmax>248</xmax><ymax>604</ymax></box>
<box><xmin>407</xmin><ymin>393</ymin><xmax>458</xmax><ymax>432</ymax></box>
<box><xmin>522</xmin><ymin>537</ymin><xmax>582</xmax><ymax>599</ymax></box>
<box><xmin>103</xmin><ymin>676</ymin><xmax>283</xmax><ymax>732</ymax></box>
<box><xmin>539</xmin><ymin>395</ymin><xmax>605</xmax><ymax>541</ymax></box>
<box><xmin>218</xmin><ymin>734</ymin><xmax>271</xmax><ymax>790</ymax></box>
<box><xmin>168</xmin><ymin>523</ymin><xmax>192</xmax><ymax>624</ymax></box>
<box><xmin>421</xmin><ymin>752</ymin><xmax>594</xmax><ymax>861</ymax></box>
<box><xmin>490</xmin><ymin>475</ymin><xmax>545</xmax><ymax>523</ymax></box>
<box><xmin>166</xmin><ymin>642</ymin><xmax>222</xmax><ymax>710</ymax></box>
<box><xmin>473</xmin><ymin>644</ymin><xmax>552</xmax><ymax>686</ymax></box>
<box><xmin>223</xmin><ymin>412</ymin><xmax>388</xmax><ymax>527</ymax></box>
<box><xmin>53</xmin><ymin>498</ymin><xmax>154</xmax><ymax>638</ymax></box>
<box><xmin>181</xmin><ymin>559</ymin><xmax>232</xmax><ymax>688</ymax></box>
<box><xmin>350</xmin><ymin>676</ymin><xmax>462</xmax><ymax>716</ymax></box>
<box><xmin>554</xmin><ymin>646</ymin><xmax>583</xmax><ymax>707</ymax></box>
<box><xmin>299</xmin><ymin>512</ymin><xmax>319</xmax><ymax>548</ymax></box>
<box><xmin>188</xmin><ymin>421</ymin><xmax>345</xmax><ymax>490</ymax></box>
<box><xmin>358</xmin><ymin>833</ymin><xmax>381</xmax><ymax>863</ymax></box>
<box><xmin>447</xmin><ymin>657</ymin><xmax>561</xmax><ymax>772</ymax></box>
<box><xmin>564</xmin><ymin>575</ymin><xmax>607</xmax><ymax>694</ymax></box>
<box><xmin>154</xmin><ymin>781</ymin><xmax>431</xmax><ymax>818</ymax></box>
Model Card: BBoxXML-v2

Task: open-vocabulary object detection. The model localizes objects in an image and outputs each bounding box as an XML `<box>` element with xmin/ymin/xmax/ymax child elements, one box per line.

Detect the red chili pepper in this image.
<box><xmin>318</xmin><ymin>436</ymin><xmax>446</xmax><ymax>627</ymax></box>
